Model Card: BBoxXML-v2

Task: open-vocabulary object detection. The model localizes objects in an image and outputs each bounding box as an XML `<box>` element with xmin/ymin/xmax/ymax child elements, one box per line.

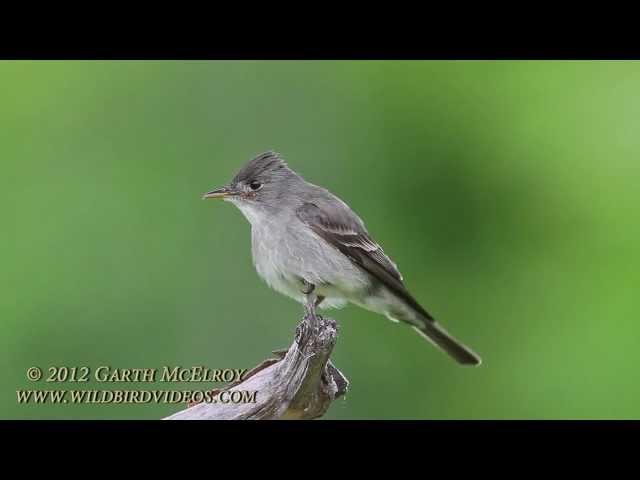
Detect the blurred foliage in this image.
<box><xmin>1</xmin><ymin>61</ymin><xmax>639</xmax><ymax>419</ymax></box>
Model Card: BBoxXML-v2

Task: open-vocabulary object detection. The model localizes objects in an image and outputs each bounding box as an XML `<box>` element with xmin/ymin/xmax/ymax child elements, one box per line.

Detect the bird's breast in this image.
<box><xmin>250</xmin><ymin>222</ymin><xmax>303</xmax><ymax>301</ymax></box>
<box><xmin>249</xmin><ymin>218</ymin><xmax>370</xmax><ymax>305</ymax></box>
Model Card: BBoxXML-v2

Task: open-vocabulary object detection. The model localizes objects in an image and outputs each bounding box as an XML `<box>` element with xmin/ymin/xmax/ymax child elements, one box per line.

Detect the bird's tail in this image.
<box><xmin>412</xmin><ymin>320</ymin><xmax>481</xmax><ymax>366</ymax></box>
<box><xmin>365</xmin><ymin>280</ymin><xmax>482</xmax><ymax>365</ymax></box>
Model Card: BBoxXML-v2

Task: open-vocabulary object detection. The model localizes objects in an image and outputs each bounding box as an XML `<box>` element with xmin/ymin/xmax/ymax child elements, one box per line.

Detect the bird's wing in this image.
<box><xmin>295</xmin><ymin>200</ymin><xmax>434</xmax><ymax>322</ymax></box>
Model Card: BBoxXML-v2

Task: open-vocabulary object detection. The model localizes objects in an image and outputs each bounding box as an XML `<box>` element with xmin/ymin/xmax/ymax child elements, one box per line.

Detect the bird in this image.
<box><xmin>203</xmin><ymin>151</ymin><xmax>481</xmax><ymax>366</ymax></box>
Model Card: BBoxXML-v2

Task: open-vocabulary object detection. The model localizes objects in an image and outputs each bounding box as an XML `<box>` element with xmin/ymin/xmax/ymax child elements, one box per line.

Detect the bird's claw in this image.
<box><xmin>301</xmin><ymin>280</ymin><xmax>315</xmax><ymax>295</ymax></box>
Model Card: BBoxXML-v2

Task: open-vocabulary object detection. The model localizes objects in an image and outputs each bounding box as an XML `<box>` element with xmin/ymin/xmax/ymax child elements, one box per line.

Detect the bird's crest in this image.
<box><xmin>233</xmin><ymin>151</ymin><xmax>292</xmax><ymax>183</ymax></box>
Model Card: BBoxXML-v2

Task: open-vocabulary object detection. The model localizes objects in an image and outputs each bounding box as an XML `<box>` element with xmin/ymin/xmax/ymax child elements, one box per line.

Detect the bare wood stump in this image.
<box><xmin>164</xmin><ymin>313</ymin><xmax>349</xmax><ymax>420</ymax></box>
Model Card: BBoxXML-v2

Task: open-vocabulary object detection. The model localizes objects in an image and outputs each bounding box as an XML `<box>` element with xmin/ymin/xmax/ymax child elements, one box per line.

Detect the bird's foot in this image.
<box><xmin>301</xmin><ymin>279</ymin><xmax>315</xmax><ymax>295</ymax></box>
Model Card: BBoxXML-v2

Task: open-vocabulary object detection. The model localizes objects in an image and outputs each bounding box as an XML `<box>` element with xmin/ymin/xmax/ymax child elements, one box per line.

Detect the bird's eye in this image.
<box><xmin>249</xmin><ymin>181</ymin><xmax>263</xmax><ymax>191</ymax></box>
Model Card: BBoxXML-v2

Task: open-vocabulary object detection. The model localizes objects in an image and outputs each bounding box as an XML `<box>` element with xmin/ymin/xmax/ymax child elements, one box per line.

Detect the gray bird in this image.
<box><xmin>203</xmin><ymin>151</ymin><xmax>481</xmax><ymax>365</ymax></box>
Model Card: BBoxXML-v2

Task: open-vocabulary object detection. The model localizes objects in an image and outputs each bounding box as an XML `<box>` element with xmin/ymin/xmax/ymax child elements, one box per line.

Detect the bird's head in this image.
<box><xmin>203</xmin><ymin>151</ymin><xmax>301</xmax><ymax>222</ymax></box>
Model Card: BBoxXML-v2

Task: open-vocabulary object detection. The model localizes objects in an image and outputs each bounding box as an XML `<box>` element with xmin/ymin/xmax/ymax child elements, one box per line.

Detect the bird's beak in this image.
<box><xmin>202</xmin><ymin>186</ymin><xmax>236</xmax><ymax>200</ymax></box>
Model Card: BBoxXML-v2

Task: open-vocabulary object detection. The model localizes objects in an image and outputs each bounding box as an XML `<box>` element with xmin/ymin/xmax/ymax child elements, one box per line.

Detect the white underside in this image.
<box><xmin>229</xmin><ymin>198</ymin><xmax>420</xmax><ymax>324</ymax></box>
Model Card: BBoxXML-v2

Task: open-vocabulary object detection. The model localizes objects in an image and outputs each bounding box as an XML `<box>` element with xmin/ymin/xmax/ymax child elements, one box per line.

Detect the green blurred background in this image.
<box><xmin>2</xmin><ymin>61</ymin><xmax>639</xmax><ymax>419</ymax></box>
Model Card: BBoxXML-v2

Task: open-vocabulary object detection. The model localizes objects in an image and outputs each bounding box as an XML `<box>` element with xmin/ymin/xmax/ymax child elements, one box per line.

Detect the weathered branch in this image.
<box><xmin>164</xmin><ymin>313</ymin><xmax>349</xmax><ymax>420</ymax></box>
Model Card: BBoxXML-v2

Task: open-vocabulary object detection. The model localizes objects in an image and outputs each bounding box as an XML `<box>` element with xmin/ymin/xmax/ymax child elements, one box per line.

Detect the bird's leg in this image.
<box><xmin>301</xmin><ymin>279</ymin><xmax>320</xmax><ymax>328</ymax></box>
